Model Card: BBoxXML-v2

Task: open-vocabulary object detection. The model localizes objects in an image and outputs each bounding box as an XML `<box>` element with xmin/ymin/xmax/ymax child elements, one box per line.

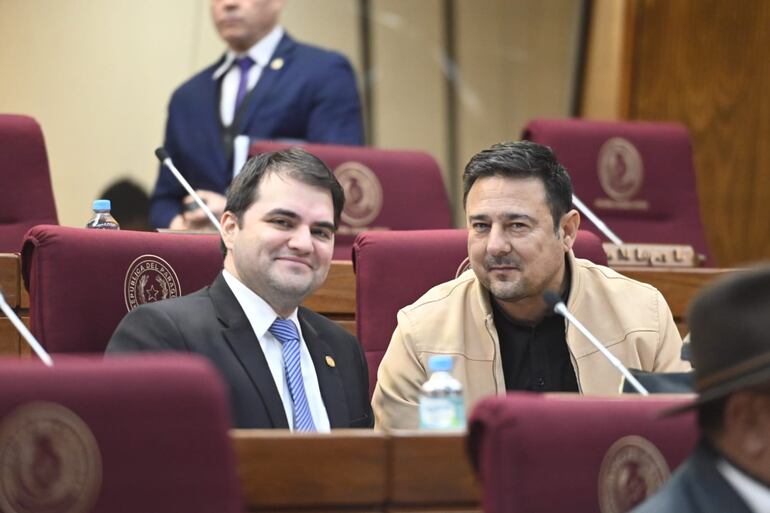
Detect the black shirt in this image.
<box><xmin>491</xmin><ymin>282</ymin><xmax>579</xmax><ymax>392</ymax></box>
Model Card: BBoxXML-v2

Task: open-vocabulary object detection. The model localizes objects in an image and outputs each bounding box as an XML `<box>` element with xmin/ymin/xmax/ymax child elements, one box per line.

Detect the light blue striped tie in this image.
<box><xmin>269</xmin><ymin>318</ymin><xmax>317</xmax><ymax>432</ymax></box>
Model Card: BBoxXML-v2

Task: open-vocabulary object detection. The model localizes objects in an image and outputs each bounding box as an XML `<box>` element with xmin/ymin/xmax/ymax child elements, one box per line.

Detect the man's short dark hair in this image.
<box><xmin>462</xmin><ymin>141</ymin><xmax>573</xmax><ymax>230</ymax></box>
<box><xmin>226</xmin><ymin>147</ymin><xmax>345</xmax><ymax>226</ymax></box>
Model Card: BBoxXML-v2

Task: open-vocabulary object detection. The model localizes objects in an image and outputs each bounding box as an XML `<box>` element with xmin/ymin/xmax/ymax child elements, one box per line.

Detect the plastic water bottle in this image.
<box><xmin>419</xmin><ymin>355</ymin><xmax>466</xmax><ymax>430</ymax></box>
<box><xmin>85</xmin><ymin>199</ymin><xmax>120</xmax><ymax>230</ymax></box>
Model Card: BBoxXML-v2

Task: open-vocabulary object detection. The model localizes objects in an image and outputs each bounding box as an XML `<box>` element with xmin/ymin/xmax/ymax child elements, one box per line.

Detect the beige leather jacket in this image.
<box><xmin>372</xmin><ymin>252</ymin><xmax>690</xmax><ymax>430</ymax></box>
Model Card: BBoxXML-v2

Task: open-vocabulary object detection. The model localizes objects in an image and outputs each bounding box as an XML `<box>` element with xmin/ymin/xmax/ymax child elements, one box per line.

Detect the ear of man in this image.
<box><xmin>559</xmin><ymin>209</ymin><xmax>580</xmax><ymax>250</ymax></box>
<box><xmin>220</xmin><ymin>211</ymin><xmax>239</xmax><ymax>251</ymax></box>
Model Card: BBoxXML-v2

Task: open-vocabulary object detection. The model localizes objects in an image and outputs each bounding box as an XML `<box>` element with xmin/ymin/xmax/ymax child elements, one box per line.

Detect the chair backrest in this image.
<box><xmin>21</xmin><ymin>225</ymin><xmax>222</xmax><ymax>353</ymax></box>
<box><xmin>353</xmin><ymin>229</ymin><xmax>606</xmax><ymax>396</ymax></box>
<box><xmin>0</xmin><ymin>114</ymin><xmax>58</xmax><ymax>253</ymax></box>
<box><xmin>250</xmin><ymin>141</ymin><xmax>453</xmax><ymax>260</ymax></box>
<box><xmin>522</xmin><ymin>118</ymin><xmax>712</xmax><ymax>264</ymax></box>
<box><xmin>0</xmin><ymin>354</ymin><xmax>242</xmax><ymax>513</ymax></box>
<box><xmin>468</xmin><ymin>393</ymin><xmax>697</xmax><ymax>513</ymax></box>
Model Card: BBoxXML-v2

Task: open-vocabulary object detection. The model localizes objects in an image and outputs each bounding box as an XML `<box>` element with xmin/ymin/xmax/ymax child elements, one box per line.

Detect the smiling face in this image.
<box><xmin>466</xmin><ymin>175</ymin><xmax>578</xmax><ymax>321</ymax></box>
<box><xmin>221</xmin><ymin>171</ymin><xmax>335</xmax><ymax>316</ymax></box>
<box><xmin>210</xmin><ymin>0</ymin><xmax>284</xmax><ymax>53</ymax></box>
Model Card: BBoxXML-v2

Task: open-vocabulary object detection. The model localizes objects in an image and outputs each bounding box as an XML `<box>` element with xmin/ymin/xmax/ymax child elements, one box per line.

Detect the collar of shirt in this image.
<box><xmin>221</xmin><ymin>268</ymin><xmax>298</xmax><ymax>337</ymax></box>
<box><xmin>717</xmin><ymin>458</ymin><xmax>770</xmax><ymax>513</ymax></box>
<box><xmin>212</xmin><ymin>25</ymin><xmax>285</xmax><ymax>80</ymax></box>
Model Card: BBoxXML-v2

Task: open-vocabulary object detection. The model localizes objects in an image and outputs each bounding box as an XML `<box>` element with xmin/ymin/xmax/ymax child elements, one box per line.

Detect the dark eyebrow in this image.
<box><xmin>313</xmin><ymin>221</ymin><xmax>337</xmax><ymax>233</ymax></box>
<box><xmin>503</xmin><ymin>213</ymin><xmax>537</xmax><ymax>224</ymax></box>
<box><xmin>266</xmin><ymin>208</ymin><xmax>336</xmax><ymax>233</ymax></box>
<box><xmin>468</xmin><ymin>213</ymin><xmax>537</xmax><ymax>224</ymax></box>
<box><xmin>265</xmin><ymin>208</ymin><xmax>300</xmax><ymax>220</ymax></box>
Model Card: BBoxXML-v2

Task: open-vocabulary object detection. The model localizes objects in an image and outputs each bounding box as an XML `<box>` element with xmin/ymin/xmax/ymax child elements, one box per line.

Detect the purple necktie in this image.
<box><xmin>234</xmin><ymin>56</ymin><xmax>255</xmax><ymax>113</ymax></box>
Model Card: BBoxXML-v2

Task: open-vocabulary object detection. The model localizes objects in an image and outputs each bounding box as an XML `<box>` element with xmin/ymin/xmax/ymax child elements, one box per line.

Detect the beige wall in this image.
<box><xmin>579</xmin><ymin>0</ymin><xmax>628</xmax><ymax>119</ymax></box>
<box><xmin>454</xmin><ymin>0</ymin><xmax>582</xmax><ymax>213</ymax></box>
<box><xmin>0</xmin><ymin>0</ymin><xmax>581</xmax><ymax>228</ymax></box>
<box><xmin>370</xmin><ymin>0</ymin><xmax>448</xmax><ymax>185</ymax></box>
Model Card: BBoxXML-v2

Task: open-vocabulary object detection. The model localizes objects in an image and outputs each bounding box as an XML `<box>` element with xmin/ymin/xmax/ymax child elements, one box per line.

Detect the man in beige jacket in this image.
<box><xmin>372</xmin><ymin>141</ymin><xmax>690</xmax><ymax>430</ymax></box>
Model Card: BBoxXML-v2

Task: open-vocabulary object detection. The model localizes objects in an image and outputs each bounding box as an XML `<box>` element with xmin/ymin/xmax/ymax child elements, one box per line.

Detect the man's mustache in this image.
<box><xmin>484</xmin><ymin>257</ymin><xmax>521</xmax><ymax>268</ymax></box>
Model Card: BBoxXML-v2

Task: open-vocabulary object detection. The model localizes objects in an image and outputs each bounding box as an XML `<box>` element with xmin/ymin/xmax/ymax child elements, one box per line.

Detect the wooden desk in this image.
<box><xmin>302</xmin><ymin>260</ymin><xmax>356</xmax><ymax>335</ymax></box>
<box><xmin>0</xmin><ymin>253</ymin><xmax>30</xmax><ymax>357</ymax></box>
<box><xmin>387</xmin><ymin>431</ymin><xmax>480</xmax><ymax>513</ymax></box>
<box><xmin>231</xmin><ymin>430</ymin><xmax>480</xmax><ymax>513</ymax></box>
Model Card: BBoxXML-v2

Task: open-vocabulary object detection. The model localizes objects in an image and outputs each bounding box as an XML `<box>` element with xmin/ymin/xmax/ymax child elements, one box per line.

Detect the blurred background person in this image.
<box><xmin>150</xmin><ymin>0</ymin><xmax>364</xmax><ymax>231</ymax></box>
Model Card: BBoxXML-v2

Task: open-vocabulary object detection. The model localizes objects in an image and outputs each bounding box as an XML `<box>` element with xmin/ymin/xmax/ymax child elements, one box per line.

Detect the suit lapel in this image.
<box><xmin>299</xmin><ymin>310</ymin><xmax>351</xmax><ymax>428</ymax></box>
<box><xmin>689</xmin><ymin>443</ymin><xmax>756</xmax><ymax>513</ymax></box>
<box><xmin>237</xmin><ymin>34</ymin><xmax>297</xmax><ymax>134</ymax></box>
<box><xmin>203</xmin><ymin>57</ymin><xmax>229</xmax><ymax>173</ymax></box>
<box><xmin>209</xmin><ymin>274</ymin><xmax>289</xmax><ymax>428</ymax></box>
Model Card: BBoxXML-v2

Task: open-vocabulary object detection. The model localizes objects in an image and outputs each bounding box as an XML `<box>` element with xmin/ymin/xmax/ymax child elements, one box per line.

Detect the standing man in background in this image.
<box><xmin>150</xmin><ymin>0</ymin><xmax>364</xmax><ymax>230</ymax></box>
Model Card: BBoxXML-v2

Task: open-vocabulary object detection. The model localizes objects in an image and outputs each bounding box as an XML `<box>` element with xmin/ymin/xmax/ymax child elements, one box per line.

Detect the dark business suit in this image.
<box><xmin>106</xmin><ymin>273</ymin><xmax>373</xmax><ymax>429</ymax></box>
<box><xmin>631</xmin><ymin>442</ymin><xmax>754</xmax><ymax>513</ymax></box>
<box><xmin>150</xmin><ymin>33</ymin><xmax>365</xmax><ymax>228</ymax></box>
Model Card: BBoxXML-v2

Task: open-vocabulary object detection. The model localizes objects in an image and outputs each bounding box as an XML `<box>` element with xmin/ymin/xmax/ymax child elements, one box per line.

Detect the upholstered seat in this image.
<box><xmin>468</xmin><ymin>392</ymin><xmax>696</xmax><ymax>513</ymax></box>
<box><xmin>0</xmin><ymin>354</ymin><xmax>242</xmax><ymax>512</ymax></box>
<box><xmin>523</xmin><ymin>118</ymin><xmax>712</xmax><ymax>264</ymax></box>
<box><xmin>21</xmin><ymin>225</ymin><xmax>222</xmax><ymax>352</ymax></box>
<box><xmin>0</xmin><ymin>114</ymin><xmax>58</xmax><ymax>252</ymax></box>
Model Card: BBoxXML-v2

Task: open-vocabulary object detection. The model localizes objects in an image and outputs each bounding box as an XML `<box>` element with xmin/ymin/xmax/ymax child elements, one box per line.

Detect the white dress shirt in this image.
<box><xmin>717</xmin><ymin>458</ymin><xmax>770</xmax><ymax>513</ymax></box>
<box><xmin>212</xmin><ymin>25</ymin><xmax>285</xmax><ymax>127</ymax></box>
<box><xmin>222</xmin><ymin>269</ymin><xmax>331</xmax><ymax>432</ymax></box>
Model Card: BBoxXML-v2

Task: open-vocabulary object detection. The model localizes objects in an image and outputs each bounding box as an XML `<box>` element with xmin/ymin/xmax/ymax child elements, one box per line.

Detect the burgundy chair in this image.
<box><xmin>0</xmin><ymin>354</ymin><xmax>242</xmax><ymax>513</ymax></box>
<box><xmin>468</xmin><ymin>393</ymin><xmax>697</xmax><ymax>513</ymax></box>
<box><xmin>21</xmin><ymin>225</ymin><xmax>222</xmax><ymax>353</ymax></box>
<box><xmin>250</xmin><ymin>141</ymin><xmax>453</xmax><ymax>260</ymax></box>
<box><xmin>0</xmin><ymin>114</ymin><xmax>58</xmax><ymax>253</ymax></box>
<box><xmin>353</xmin><ymin>229</ymin><xmax>606</xmax><ymax>396</ymax></box>
<box><xmin>522</xmin><ymin>118</ymin><xmax>712</xmax><ymax>264</ymax></box>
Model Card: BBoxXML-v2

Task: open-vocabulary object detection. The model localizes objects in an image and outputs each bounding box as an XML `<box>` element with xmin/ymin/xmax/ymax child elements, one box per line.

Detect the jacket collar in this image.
<box><xmin>297</xmin><ymin>312</ymin><xmax>351</xmax><ymax>428</ymax></box>
<box><xmin>236</xmin><ymin>32</ymin><xmax>297</xmax><ymax>133</ymax></box>
<box><xmin>210</xmin><ymin>273</ymin><xmax>350</xmax><ymax>428</ymax></box>
<box><xmin>686</xmin><ymin>442</ymin><xmax>757</xmax><ymax>513</ymax></box>
<box><xmin>209</xmin><ymin>273</ymin><xmax>289</xmax><ymax>428</ymax></box>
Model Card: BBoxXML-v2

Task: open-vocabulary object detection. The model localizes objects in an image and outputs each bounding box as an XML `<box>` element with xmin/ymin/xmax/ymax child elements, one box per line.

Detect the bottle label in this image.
<box><xmin>419</xmin><ymin>396</ymin><xmax>465</xmax><ymax>430</ymax></box>
<box><xmin>86</xmin><ymin>221</ymin><xmax>120</xmax><ymax>230</ymax></box>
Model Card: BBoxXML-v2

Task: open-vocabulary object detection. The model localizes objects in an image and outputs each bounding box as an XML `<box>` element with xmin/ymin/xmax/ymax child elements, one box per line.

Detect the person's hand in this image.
<box><xmin>168</xmin><ymin>214</ymin><xmax>187</xmax><ymax>230</ymax></box>
<box><xmin>181</xmin><ymin>190</ymin><xmax>227</xmax><ymax>230</ymax></box>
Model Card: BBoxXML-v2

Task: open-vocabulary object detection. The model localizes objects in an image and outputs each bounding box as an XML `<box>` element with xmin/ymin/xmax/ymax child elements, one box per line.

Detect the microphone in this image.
<box><xmin>0</xmin><ymin>287</ymin><xmax>53</xmax><ymax>367</ymax></box>
<box><xmin>543</xmin><ymin>290</ymin><xmax>648</xmax><ymax>395</ymax></box>
<box><xmin>154</xmin><ymin>148</ymin><xmax>222</xmax><ymax>231</ymax></box>
<box><xmin>571</xmin><ymin>194</ymin><xmax>623</xmax><ymax>246</ymax></box>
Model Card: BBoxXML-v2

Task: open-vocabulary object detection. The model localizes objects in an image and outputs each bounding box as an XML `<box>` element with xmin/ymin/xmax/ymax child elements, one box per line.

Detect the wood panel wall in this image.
<box><xmin>626</xmin><ymin>0</ymin><xmax>770</xmax><ymax>266</ymax></box>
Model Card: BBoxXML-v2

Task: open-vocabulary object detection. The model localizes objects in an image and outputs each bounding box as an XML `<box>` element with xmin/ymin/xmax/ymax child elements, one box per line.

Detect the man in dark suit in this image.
<box><xmin>632</xmin><ymin>267</ymin><xmax>770</xmax><ymax>512</ymax></box>
<box><xmin>109</xmin><ymin>147</ymin><xmax>372</xmax><ymax>430</ymax></box>
<box><xmin>150</xmin><ymin>0</ymin><xmax>364</xmax><ymax>230</ymax></box>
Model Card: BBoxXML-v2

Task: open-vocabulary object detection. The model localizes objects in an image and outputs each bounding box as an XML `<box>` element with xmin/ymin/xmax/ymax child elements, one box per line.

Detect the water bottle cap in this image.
<box><xmin>427</xmin><ymin>355</ymin><xmax>453</xmax><ymax>372</ymax></box>
<box><xmin>93</xmin><ymin>199</ymin><xmax>111</xmax><ymax>211</ymax></box>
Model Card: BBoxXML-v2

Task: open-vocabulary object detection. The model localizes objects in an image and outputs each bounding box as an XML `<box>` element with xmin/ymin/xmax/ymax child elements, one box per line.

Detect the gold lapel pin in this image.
<box><xmin>325</xmin><ymin>355</ymin><xmax>336</xmax><ymax>368</ymax></box>
<box><xmin>270</xmin><ymin>58</ymin><xmax>284</xmax><ymax>70</ymax></box>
